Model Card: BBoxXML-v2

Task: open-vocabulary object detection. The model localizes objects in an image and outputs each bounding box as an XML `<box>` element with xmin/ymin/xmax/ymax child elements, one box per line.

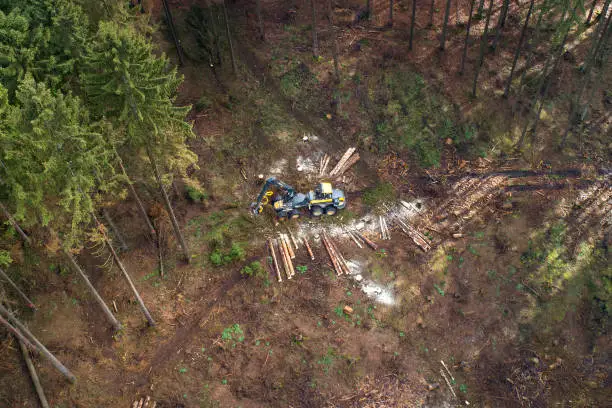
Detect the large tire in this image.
<box><xmin>311</xmin><ymin>206</ymin><xmax>323</xmax><ymax>216</ymax></box>
<box><xmin>325</xmin><ymin>206</ymin><xmax>337</xmax><ymax>216</ymax></box>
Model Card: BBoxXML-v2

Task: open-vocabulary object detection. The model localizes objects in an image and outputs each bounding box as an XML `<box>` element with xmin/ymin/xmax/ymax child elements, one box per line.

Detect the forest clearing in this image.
<box><xmin>0</xmin><ymin>0</ymin><xmax>610</xmax><ymax>407</ymax></box>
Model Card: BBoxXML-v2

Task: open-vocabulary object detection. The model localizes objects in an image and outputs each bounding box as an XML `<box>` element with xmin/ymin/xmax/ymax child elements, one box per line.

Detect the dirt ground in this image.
<box><xmin>0</xmin><ymin>0</ymin><xmax>610</xmax><ymax>407</ymax></box>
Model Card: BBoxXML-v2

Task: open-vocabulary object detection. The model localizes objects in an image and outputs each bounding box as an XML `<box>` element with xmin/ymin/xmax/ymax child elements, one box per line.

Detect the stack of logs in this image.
<box><xmin>320</xmin><ymin>148</ymin><xmax>360</xmax><ymax>178</ymax></box>
<box><xmin>132</xmin><ymin>396</ymin><xmax>156</xmax><ymax>408</ymax></box>
<box><xmin>321</xmin><ymin>231</ymin><xmax>350</xmax><ymax>276</ymax></box>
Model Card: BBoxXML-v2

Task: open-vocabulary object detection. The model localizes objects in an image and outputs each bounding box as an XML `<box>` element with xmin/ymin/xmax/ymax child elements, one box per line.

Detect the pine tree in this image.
<box><xmin>429</xmin><ymin>0</ymin><xmax>436</xmax><ymax>26</ymax></box>
<box><xmin>504</xmin><ymin>0</ymin><xmax>536</xmax><ymax>97</ymax></box>
<box><xmin>440</xmin><ymin>0</ymin><xmax>453</xmax><ymax>50</ymax></box>
<box><xmin>492</xmin><ymin>0</ymin><xmax>511</xmax><ymax>51</ymax></box>
<box><xmin>310</xmin><ymin>0</ymin><xmax>319</xmax><ymax>57</ymax></box>
<box><xmin>471</xmin><ymin>0</ymin><xmax>494</xmax><ymax>96</ymax></box>
<box><xmin>255</xmin><ymin>0</ymin><xmax>265</xmax><ymax>40</ymax></box>
<box><xmin>460</xmin><ymin>0</ymin><xmax>477</xmax><ymax>74</ymax></box>
<box><xmin>410</xmin><ymin>0</ymin><xmax>417</xmax><ymax>50</ymax></box>
<box><xmin>81</xmin><ymin>22</ymin><xmax>197</xmax><ymax>263</ymax></box>
<box><xmin>222</xmin><ymin>0</ymin><xmax>237</xmax><ymax>74</ymax></box>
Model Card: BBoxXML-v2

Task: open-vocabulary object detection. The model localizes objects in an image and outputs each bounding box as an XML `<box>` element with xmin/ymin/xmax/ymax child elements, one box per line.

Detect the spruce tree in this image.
<box><xmin>81</xmin><ymin>22</ymin><xmax>196</xmax><ymax>263</ymax></box>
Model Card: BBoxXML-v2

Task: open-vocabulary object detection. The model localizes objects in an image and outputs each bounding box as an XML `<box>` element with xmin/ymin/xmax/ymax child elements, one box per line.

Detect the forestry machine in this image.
<box><xmin>251</xmin><ymin>177</ymin><xmax>346</xmax><ymax>219</ymax></box>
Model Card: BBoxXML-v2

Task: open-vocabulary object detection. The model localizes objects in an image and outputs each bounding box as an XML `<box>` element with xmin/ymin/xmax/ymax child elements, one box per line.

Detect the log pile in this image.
<box><xmin>329</xmin><ymin>147</ymin><xmax>360</xmax><ymax>177</ymax></box>
<box><xmin>379</xmin><ymin>216</ymin><xmax>391</xmax><ymax>240</ymax></box>
<box><xmin>132</xmin><ymin>396</ymin><xmax>156</xmax><ymax>408</ymax></box>
<box><xmin>321</xmin><ymin>231</ymin><xmax>350</xmax><ymax>276</ymax></box>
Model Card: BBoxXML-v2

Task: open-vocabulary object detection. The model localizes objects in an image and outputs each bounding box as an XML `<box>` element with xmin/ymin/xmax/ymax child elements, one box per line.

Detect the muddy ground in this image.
<box><xmin>0</xmin><ymin>0</ymin><xmax>610</xmax><ymax>407</ymax></box>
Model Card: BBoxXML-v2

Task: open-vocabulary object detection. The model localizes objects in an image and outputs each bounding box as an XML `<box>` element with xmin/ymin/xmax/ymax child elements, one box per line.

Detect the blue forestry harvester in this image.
<box><xmin>251</xmin><ymin>177</ymin><xmax>346</xmax><ymax>219</ymax></box>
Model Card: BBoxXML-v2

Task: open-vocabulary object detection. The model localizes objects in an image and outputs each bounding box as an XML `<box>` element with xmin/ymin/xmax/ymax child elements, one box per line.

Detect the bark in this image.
<box><xmin>115</xmin><ymin>151</ymin><xmax>156</xmax><ymax>237</ymax></box>
<box><xmin>95</xmin><ymin>216</ymin><xmax>156</xmax><ymax>327</ymax></box>
<box><xmin>222</xmin><ymin>0</ymin><xmax>237</xmax><ymax>74</ymax></box>
<box><xmin>0</xmin><ymin>268</ymin><xmax>36</xmax><ymax>310</ymax></box>
<box><xmin>367</xmin><ymin>0</ymin><xmax>372</xmax><ymax>20</ymax></box>
<box><xmin>210</xmin><ymin>4</ymin><xmax>222</xmax><ymax>67</ymax></box>
<box><xmin>440</xmin><ymin>0</ymin><xmax>453</xmax><ymax>49</ymax></box>
<box><xmin>0</xmin><ymin>202</ymin><xmax>31</xmax><ymax>245</ymax></box>
<box><xmin>102</xmin><ymin>209</ymin><xmax>128</xmax><ymax>252</ymax></box>
<box><xmin>492</xmin><ymin>0</ymin><xmax>511</xmax><ymax>51</ymax></box>
<box><xmin>504</xmin><ymin>0</ymin><xmax>535</xmax><ymax>97</ymax></box>
<box><xmin>460</xmin><ymin>0</ymin><xmax>477</xmax><ymax>74</ymax></box>
<box><xmin>456</xmin><ymin>0</ymin><xmax>460</xmax><ymax>24</ymax></box>
<box><xmin>586</xmin><ymin>0</ymin><xmax>598</xmax><ymax>25</ymax></box>
<box><xmin>0</xmin><ymin>304</ymin><xmax>76</xmax><ymax>383</ymax></box>
<box><xmin>410</xmin><ymin>0</ymin><xmax>417</xmax><ymax>50</ymax></box>
<box><xmin>255</xmin><ymin>0</ymin><xmax>264</xmax><ymax>40</ymax></box>
<box><xmin>18</xmin><ymin>338</ymin><xmax>50</xmax><ymax>408</ymax></box>
<box><xmin>64</xmin><ymin>251</ymin><xmax>122</xmax><ymax>330</ymax></box>
<box><xmin>471</xmin><ymin>0</ymin><xmax>494</xmax><ymax>96</ymax></box>
<box><xmin>429</xmin><ymin>0</ymin><xmax>435</xmax><ymax>26</ymax></box>
<box><xmin>389</xmin><ymin>0</ymin><xmax>394</xmax><ymax>27</ymax></box>
<box><xmin>309</xmin><ymin>0</ymin><xmax>319</xmax><ymax>58</ymax></box>
<box><xmin>161</xmin><ymin>0</ymin><xmax>184</xmax><ymax>65</ymax></box>
<box><xmin>146</xmin><ymin>144</ymin><xmax>190</xmax><ymax>263</ymax></box>
<box><xmin>328</xmin><ymin>0</ymin><xmax>340</xmax><ymax>82</ymax></box>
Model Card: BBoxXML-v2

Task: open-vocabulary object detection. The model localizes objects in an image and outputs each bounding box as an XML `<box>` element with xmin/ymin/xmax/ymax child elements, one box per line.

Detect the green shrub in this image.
<box><xmin>362</xmin><ymin>182</ymin><xmax>396</xmax><ymax>207</ymax></box>
<box><xmin>240</xmin><ymin>261</ymin><xmax>265</xmax><ymax>278</ymax></box>
<box><xmin>186</xmin><ymin>185</ymin><xmax>208</xmax><ymax>202</ymax></box>
<box><xmin>195</xmin><ymin>95</ymin><xmax>213</xmax><ymax>111</ymax></box>
<box><xmin>209</xmin><ymin>243</ymin><xmax>245</xmax><ymax>267</ymax></box>
<box><xmin>209</xmin><ymin>249</ymin><xmax>223</xmax><ymax>266</ymax></box>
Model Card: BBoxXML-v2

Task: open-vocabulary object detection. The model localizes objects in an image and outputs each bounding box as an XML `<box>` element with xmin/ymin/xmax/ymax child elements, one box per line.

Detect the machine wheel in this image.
<box><xmin>325</xmin><ymin>206</ymin><xmax>337</xmax><ymax>216</ymax></box>
<box><xmin>288</xmin><ymin>211</ymin><xmax>300</xmax><ymax>220</ymax></box>
<box><xmin>311</xmin><ymin>206</ymin><xmax>324</xmax><ymax>216</ymax></box>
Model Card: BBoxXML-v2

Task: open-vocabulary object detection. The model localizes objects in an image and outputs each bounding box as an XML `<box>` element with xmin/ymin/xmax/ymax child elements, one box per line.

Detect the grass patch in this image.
<box><xmin>362</xmin><ymin>182</ymin><xmax>396</xmax><ymax>208</ymax></box>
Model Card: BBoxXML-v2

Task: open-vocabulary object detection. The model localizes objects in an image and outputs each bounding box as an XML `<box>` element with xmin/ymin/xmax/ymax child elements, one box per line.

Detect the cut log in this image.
<box><xmin>287</xmin><ymin>229</ymin><xmax>299</xmax><ymax>250</ymax></box>
<box><xmin>336</xmin><ymin>153</ymin><xmax>360</xmax><ymax>176</ymax></box>
<box><xmin>0</xmin><ymin>268</ymin><xmax>36</xmax><ymax>310</ymax></box>
<box><xmin>268</xmin><ymin>239</ymin><xmax>282</xmax><ymax>282</ymax></box>
<box><xmin>347</xmin><ymin>230</ymin><xmax>363</xmax><ymax>248</ymax></box>
<box><xmin>283</xmin><ymin>234</ymin><xmax>296</xmax><ymax>259</ymax></box>
<box><xmin>278</xmin><ymin>238</ymin><xmax>292</xmax><ymax>279</ymax></box>
<box><xmin>321</xmin><ymin>234</ymin><xmax>342</xmax><ymax>275</ymax></box>
<box><xmin>357</xmin><ymin>232</ymin><xmax>379</xmax><ymax>250</ymax></box>
<box><xmin>330</xmin><ymin>147</ymin><xmax>356</xmax><ymax>176</ymax></box>
<box><xmin>303</xmin><ymin>237</ymin><xmax>315</xmax><ymax>261</ymax></box>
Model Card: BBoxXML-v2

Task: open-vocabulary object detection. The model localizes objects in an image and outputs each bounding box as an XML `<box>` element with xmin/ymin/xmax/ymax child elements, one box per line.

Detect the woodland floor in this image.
<box><xmin>0</xmin><ymin>0</ymin><xmax>610</xmax><ymax>407</ymax></box>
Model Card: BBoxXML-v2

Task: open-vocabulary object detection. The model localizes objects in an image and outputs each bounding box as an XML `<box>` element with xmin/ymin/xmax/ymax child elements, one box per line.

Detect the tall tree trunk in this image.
<box><xmin>102</xmin><ymin>209</ymin><xmax>128</xmax><ymax>252</ymax></box>
<box><xmin>18</xmin><ymin>338</ymin><xmax>50</xmax><ymax>408</ymax></box>
<box><xmin>561</xmin><ymin>0</ymin><xmax>611</xmax><ymax>147</ymax></box>
<box><xmin>429</xmin><ymin>0</ymin><xmax>435</xmax><ymax>26</ymax></box>
<box><xmin>518</xmin><ymin>0</ymin><xmax>547</xmax><ymax>91</ymax></box>
<box><xmin>594</xmin><ymin>8</ymin><xmax>612</xmax><ymax>62</ymax></box>
<box><xmin>328</xmin><ymin>0</ymin><xmax>340</xmax><ymax>82</ymax></box>
<box><xmin>456</xmin><ymin>0</ymin><xmax>460</xmax><ymax>24</ymax></box>
<box><xmin>145</xmin><ymin>145</ymin><xmax>190</xmax><ymax>263</ymax></box>
<box><xmin>210</xmin><ymin>4</ymin><xmax>222</xmax><ymax>67</ymax></box>
<box><xmin>161</xmin><ymin>0</ymin><xmax>184</xmax><ymax>65</ymax></box>
<box><xmin>115</xmin><ymin>150</ymin><xmax>156</xmax><ymax>237</ymax></box>
<box><xmin>0</xmin><ymin>304</ymin><xmax>76</xmax><ymax>383</ymax></box>
<box><xmin>460</xmin><ymin>0</ymin><xmax>477</xmax><ymax>74</ymax></box>
<box><xmin>0</xmin><ymin>268</ymin><xmax>36</xmax><ymax>310</ymax></box>
<box><xmin>504</xmin><ymin>0</ymin><xmax>535</xmax><ymax>97</ymax></box>
<box><xmin>586</xmin><ymin>0</ymin><xmax>598</xmax><ymax>25</ymax></box>
<box><xmin>471</xmin><ymin>0</ymin><xmax>494</xmax><ymax>96</ymax></box>
<box><xmin>222</xmin><ymin>0</ymin><xmax>237</xmax><ymax>74</ymax></box>
<box><xmin>255</xmin><ymin>0</ymin><xmax>265</xmax><ymax>40</ymax></box>
<box><xmin>367</xmin><ymin>0</ymin><xmax>372</xmax><ymax>21</ymax></box>
<box><xmin>94</xmin><ymin>216</ymin><xmax>156</xmax><ymax>327</ymax></box>
<box><xmin>64</xmin><ymin>251</ymin><xmax>122</xmax><ymax>331</ymax></box>
<box><xmin>518</xmin><ymin>3</ymin><xmax>573</xmax><ymax>149</ymax></box>
<box><xmin>0</xmin><ymin>202</ymin><xmax>31</xmax><ymax>245</ymax></box>
<box><xmin>492</xmin><ymin>0</ymin><xmax>511</xmax><ymax>51</ymax></box>
<box><xmin>440</xmin><ymin>0</ymin><xmax>453</xmax><ymax>49</ymax></box>
<box><xmin>310</xmin><ymin>0</ymin><xmax>319</xmax><ymax>57</ymax></box>
<box><xmin>410</xmin><ymin>0</ymin><xmax>417</xmax><ymax>50</ymax></box>
<box><xmin>477</xmin><ymin>0</ymin><xmax>486</xmax><ymax>17</ymax></box>
<box><xmin>389</xmin><ymin>0</ymin><xmax>394</xmax><ymax>27</ymax></box>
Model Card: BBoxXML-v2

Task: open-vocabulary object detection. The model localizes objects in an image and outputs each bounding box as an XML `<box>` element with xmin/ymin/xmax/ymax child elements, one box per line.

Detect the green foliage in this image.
<box><xmin>362</xmin><ymin>182</ymin><xmax>396</xmax><ymax>208</ymax></box>
<box><xmin>0</xmin><ymin>249</ymin><xmax>11</xmax><ymax>267</ymax></box>
<box><xmin>184</xmin><ymin>179</ymin><xmax>208</xmax><ymax>203</ymax></box>
<box><xmin>209</xmin><ymin>242</ymin><xmax>245</xmax><ymax>266</ymax></box>
<box><xmin>195</xmin><ymin>95</ymin><xmax>213</xmax><ymax>112</ymax></box>
<box><xmin>81</xmin><ymin>21</ymin><xmax>197</xmax><ymax>178</ymax></box>
<box><xmin>0</xmin><ymin>76</ymin><xmax>115</xmax><ymax>249</ymax></box>
<box><xmin>368</xmin><ymin>71</ymin><xmax>461</xmax><ymax>167</ymax></box>
<box><xmin>0</xmin><ymin>0</ymin><xmax>89</xmax><ymax>96</ymax></box>
<box><xmin>240</xmin><ymin>261</ymin><xmax>265</xmax><ymax>278</ymax></box>
<box><xmin>279</xmin><ymin>62</ymin><xmax>318</xmax><ymax>108</ymax></box>
<box><xmin>221</xmin><ymin>323</ymin><xmax>245</xmax><ymax>346</ymax></box>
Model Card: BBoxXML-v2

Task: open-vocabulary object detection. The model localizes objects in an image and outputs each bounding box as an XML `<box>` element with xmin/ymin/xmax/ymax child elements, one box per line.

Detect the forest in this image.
<box><xmin>0</xmin><ymin>0</ymin><xmax>609</xmax><ymax>407</ymax></box>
